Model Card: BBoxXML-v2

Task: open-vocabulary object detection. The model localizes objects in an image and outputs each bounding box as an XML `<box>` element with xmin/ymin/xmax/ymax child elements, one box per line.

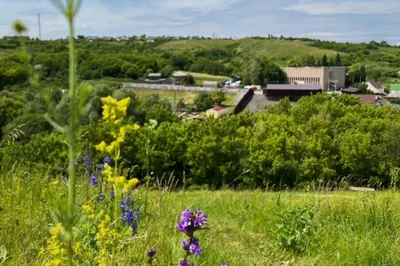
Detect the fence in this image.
<box><xmin>122</xmin><ymin>83</ymin><xmax>246</xmax><ymax>94</ymax></box>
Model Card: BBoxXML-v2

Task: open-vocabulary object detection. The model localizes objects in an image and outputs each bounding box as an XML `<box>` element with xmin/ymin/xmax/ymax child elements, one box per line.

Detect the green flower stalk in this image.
<box><xmin>49</xmin><ymin>0</ymin><xmax>82</xmax><ymax>265</ymax></box>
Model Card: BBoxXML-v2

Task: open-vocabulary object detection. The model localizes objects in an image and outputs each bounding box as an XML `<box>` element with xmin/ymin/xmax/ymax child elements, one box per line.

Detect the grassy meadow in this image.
<box><xmin>2</xmin><ymin>168</ymin><xmax>400</xmax><ymax>265</ymax></box>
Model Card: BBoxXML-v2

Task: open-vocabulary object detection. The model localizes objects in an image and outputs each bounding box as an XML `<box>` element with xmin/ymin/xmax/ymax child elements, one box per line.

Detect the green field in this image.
<box><xmin>2</xmin><ymin>169</ymin><xmax>400</xmax><ymax>266</ymax></box>
<box><xmin>158</xmin><ymin>39</ymin><xmax>238</xmax><ymax>51</ymax></box>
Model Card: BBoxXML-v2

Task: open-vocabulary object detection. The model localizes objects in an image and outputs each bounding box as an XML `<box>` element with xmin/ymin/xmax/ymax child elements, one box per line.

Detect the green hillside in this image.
<box><xmin>158</xmin><ymin>39</ymin><xmax>237</xmax><ymax>50</ymax></box>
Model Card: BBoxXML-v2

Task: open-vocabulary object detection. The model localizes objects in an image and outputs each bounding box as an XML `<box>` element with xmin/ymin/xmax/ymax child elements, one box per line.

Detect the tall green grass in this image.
<box><xmin>2</xmin><ymin>169</ymin><xmax>400</xmax><ymax>265</ymax></box>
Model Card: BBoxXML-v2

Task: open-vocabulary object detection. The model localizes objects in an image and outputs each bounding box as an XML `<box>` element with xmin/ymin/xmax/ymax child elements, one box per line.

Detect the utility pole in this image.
<box><xmin>38</xmin><ymin>13</ymin><xmax>42</xmax><ymax>40</ymax></box>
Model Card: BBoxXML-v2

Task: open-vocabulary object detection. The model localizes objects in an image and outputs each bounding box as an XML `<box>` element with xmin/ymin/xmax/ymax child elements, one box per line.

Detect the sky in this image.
<box><xmin>1</xmin><ymin>0</ymin><xmax>400</xmax><ymax>44</ymax></box>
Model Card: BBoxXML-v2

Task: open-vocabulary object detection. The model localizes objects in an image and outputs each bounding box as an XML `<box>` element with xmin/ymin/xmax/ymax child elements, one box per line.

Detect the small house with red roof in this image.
<box><xmin>206</xmin><ymin>106</ymin><xmax>228</xmax><ymax>118</ymax></box>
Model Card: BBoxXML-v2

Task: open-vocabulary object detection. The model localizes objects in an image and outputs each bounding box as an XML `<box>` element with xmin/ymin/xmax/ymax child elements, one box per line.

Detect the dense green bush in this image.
<box><xmin>3</xmin><ymin>92</ymin><xmax>400</xmax><ymax>189</ymax></box>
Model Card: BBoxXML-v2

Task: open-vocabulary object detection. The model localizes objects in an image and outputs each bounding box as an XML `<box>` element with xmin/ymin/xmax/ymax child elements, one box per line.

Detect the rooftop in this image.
<box><xmin>357</xmin><ymin>94</ymin><xmax>377</xmax><ymax>104</ymax></box>
<box><xmin>265</xmin><ymin>84</ymin><xmax>322</xmax><ymax>91</ymax></box>
<box><xmin>212</xmin><ymin>106</ymin><xmax>225</xmax><ymax>112</ymax></box>
<box><xmin>368</xmin><ymin>79</ymin><xmax>383</xmax><ymax>89</ymax></box>
<box><xmin>148</xmin><ymin>73</ymin><xmax>161</xmax><ymax>77</ymax></box>
<box><xmin>341</xmin><ymin>87</ymin><xmax>359</xmax><ymax>93</ymax></box>
<box><xmin>172</xmin><ymin>71</ymin><xmax>188</xmax><ymax>77</ymax></box>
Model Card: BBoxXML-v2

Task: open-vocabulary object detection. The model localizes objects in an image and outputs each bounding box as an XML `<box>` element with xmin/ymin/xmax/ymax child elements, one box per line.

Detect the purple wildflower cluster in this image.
<box><xmin>120</xmin><ymin>195</ymin><xmax>141</xmax><ymax>235</ymax></box>
<box><xmin>82</xmin><ymin>153</ymin><xmax>115</xmax><ymax>202</ymax></box>
<box><xmin>177</xmin><ymin>208</ymin><xmax>208</xmax><ymax>266</ymax></box>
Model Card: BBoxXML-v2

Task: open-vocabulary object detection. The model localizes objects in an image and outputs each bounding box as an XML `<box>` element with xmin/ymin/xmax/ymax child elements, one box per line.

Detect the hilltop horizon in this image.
<box><xmin>2</xmin><ymin>34</ymin><xmax>400</xmax><ymax>47</ymax></box>
<box><xmin>1</xmin><ymin>0</ymin><xmax>400</xmax><ymax>44</ymax></box>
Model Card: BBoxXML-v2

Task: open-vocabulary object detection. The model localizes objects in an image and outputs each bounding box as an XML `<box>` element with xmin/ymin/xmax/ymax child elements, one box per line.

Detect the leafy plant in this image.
<box><xmin>277</xmin><ymin>206</ymin><xmax>316</xmax><ymax>253</ymax></box>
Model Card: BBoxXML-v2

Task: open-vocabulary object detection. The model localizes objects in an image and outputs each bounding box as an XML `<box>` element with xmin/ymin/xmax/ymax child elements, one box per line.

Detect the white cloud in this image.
<box><xmin>153</xmin><ymin>0</ymin><xmax>244</xmax><ymax>12</ymax></box>
<box><xmin>284</xmin><ymin>0</ymin><xmax>400</xmax><ymax>15</ymax></box>
<box><xmin>302</xmin><ymin>31</ymin><xmax>364</xmax><ymax>37</ymax></box>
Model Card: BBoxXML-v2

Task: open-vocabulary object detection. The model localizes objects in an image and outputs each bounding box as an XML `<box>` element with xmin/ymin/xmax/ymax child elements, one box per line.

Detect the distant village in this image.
<box><xmin>123</xmin><ymin>66</ymin><xmax>400</xmax><ymax>120</ymax></box>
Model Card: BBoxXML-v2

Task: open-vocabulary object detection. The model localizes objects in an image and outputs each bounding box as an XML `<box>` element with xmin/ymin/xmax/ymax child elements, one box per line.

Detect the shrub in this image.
<box><xmin>277</xmin><ymin>206</ymin><xmax>316</xmax><ymax>253</ymax></box>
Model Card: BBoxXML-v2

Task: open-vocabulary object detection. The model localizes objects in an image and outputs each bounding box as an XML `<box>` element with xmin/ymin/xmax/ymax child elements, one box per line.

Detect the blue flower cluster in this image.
<box><xmin>120</xmin><ymin>195</ymin><xmax>141</xmax><ymax>235</ymax></box>
<box><xmin>82</xmin><ymin>152</ymin><xmax>114</xmax><ymax>202</ymax></box>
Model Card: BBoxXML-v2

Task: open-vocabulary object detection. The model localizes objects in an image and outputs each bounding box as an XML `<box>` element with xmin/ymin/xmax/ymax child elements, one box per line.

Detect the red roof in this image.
<box><xmin>357</xmin><ymin>94</ymin><xmax>377</xmax><ymax>104</ymax></box>
<box><xmin>213</xmin><ymin>106</ymin><xmax>225</xmax><ymax>112</ymax></box>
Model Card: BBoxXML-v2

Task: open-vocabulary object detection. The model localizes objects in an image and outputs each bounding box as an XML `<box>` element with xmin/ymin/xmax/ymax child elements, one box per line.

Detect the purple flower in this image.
<box><xmin>98</xmin><ymin>163</ymin><xmax>105</xmax><ymax>172</ymax></box>
<box><xmin>123</xmin><ymin>210</ymin><xmax>134</xmax><ymax>223</ymax></box>
<box><xmin>177</xmin><ymin>208</ymin><xmax>207</xmax><ymax>235</ymax></box>
<box><xmin>194</xmin><ymin>208</ymin><xmax>207</xmax><ymax>228</ymax></box>
<box><xmin>131</xmin><ymin>220</ymin><xmax>138</xmax><ymax>235</ymax></box>
<box><xmin>98</xmin><ymin>194</ymin><xmax>105</xmax><ymax>202</ymax></box>
<box><xmin>221</xmin><ymin>263</ymin><xmax>228</xmax><ymax>266</ymax></box>
<box><xmin>120</xmin><ymin>201</ymin><xmax>127</xmax><ymax>209</ymax></box>
<box><xmin>181</xmin><ymin>238</ymin><xmax>202</xmax><ymax>256</ymax></box>
<box><xmin>122</xmin><ymin>210</ymin><xmax>138</xmax><ymax>235</ymax></box>
<box><xmin>90</xmin><ymin>174</ymin><xmax>98</xmax><ymax>187</ymax></box>
<box><xmin>103</xmin><ymin>156</ymin><xmax>112</xmax><ymax>165</ymax></box>
<box><xmin>125</xmin><ymin>196</ymin><xmax>132</xmax><ymax>204</ymax></box>
<box><xmin>110</xmin><ymin>191</ymin><xmax>115</xmax><ymax>199</ymax></box>
<box><xmin>178</xmin><ymin>261</ymin><xmax>194</xmax><ymax>266</ymax></box>
<box><xmin>147</xmin><ymin>248</ymin><xmax>157</xmax><ymax>258</ymax></box>
<box><xmin>83</xmin><ymin>151</ymin><xmax>92</xmax><ymax>168</ymax></box>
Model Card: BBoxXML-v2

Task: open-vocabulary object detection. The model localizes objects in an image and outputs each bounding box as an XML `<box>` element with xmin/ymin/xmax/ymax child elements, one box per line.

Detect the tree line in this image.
<box><xmin>2</xmin><ymin>89</ymin><xmax>400</xmax><ymax>189</ymax></box>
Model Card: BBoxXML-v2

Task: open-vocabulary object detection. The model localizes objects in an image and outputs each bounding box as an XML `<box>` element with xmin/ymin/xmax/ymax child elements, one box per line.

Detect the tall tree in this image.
<box><xmin>321</xmin><ymin>54</ymin><xmax>329</xmax><ymax>66</ymax></box>
<box><xmin>335</xmin><ymin>53</ymin><xmax>342</xmax><ymax>66</ymax></box>
<box><xmin>329</xmin><ymin>57</ymin><xmax>335</xmax><ymax>66</ymax></box>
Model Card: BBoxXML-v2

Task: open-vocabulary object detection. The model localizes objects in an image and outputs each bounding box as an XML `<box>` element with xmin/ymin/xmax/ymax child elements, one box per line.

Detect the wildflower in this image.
<box><xmin>122</xmin><ymin>210</ymin><xmax>134</xmax><ymax>224</ymax></box>
<box><xmin>98</xmin><ymin>194</ymin><xmax>105</xmax><ymax>202</ymax></box>
<box><xmin>147</xmin><ymin>248</ymin><xmax>157</xmax><ymax>265</ymax></box>
<box><xmin>181</xmin><ymin>238</ymin><xmax>202</xmax><ymax>256</ymax></box>
<box><xmin>124</xmin><ymin>178</ymin><xmax>139</xmax><ymax>191</ymax></box>
<box><xmin>103</xmin><ymin>156</ymin><xmax>112</xmax><ymax>165</ymax></box>
<box><xmin>110</xmin><ymin>191</ymin><xmax>115</xmax><ymax>199</ymax></box>
<box><xmin>95</xmin><ymin>141</ymin><xmax>107</xmax><ymax>153</ymax></box>
<box><xmin>120</xmin><ymin>201</ymin><xmax>127</xmax><ymax>209</ymax></box>
<box><xmin>82</xmin><ymin>204</ymin><xmax>95</xmax><ymax>219</ymax></box>
<box><xmin>122</xmin><ymin>210</ymin><xmax>139</xmax><ymax>235</ymax></box>
<box><xmin>83</xmin><ymin>149</ymin><xmax>92</xmax><ymax>168</ymax></box>
<box><xmin>90</xmin><ymin>174</ymin><xmax>98</xmax><ymax>187</ymax></box>
<box><xmin>221</xmin><ymin>263</ymin><xmax>228</xmax><ymax>266</ymax></box>
<box><xmin>125</xmin><ymin>196</ymin><xmax>132</xmax><ymax>205</ymax></box>
<box><xmin>177</xmin><ymin>208</ymin><xmax>208</xmax><ymax>236</ymax></box>
<box><xmin>98</xmin><ymin>163</ymin><xmax>105</xmax><ymax>172</ymax></box>
<box><xmin>178</xmin><ymin>261</ymin><xmax>194</xmax><ymax>266</ymax></box>
<box><xmin>147</xmin><ymin>248</ymin><xmax>157</xmax><ymax>258</ymax></box>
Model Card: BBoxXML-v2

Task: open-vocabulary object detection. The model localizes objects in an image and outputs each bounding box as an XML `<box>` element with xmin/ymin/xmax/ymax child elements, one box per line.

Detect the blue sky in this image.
<box><xmin>1</xmin><ymin>0</ymin><xmax>400</xmax><ymax>44</ymax></box>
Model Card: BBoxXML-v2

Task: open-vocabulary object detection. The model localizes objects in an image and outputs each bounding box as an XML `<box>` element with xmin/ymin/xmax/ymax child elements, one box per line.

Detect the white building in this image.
<box><xmin>366</xmin><ymin>79</ymin><xmax>385</xmax><ymax>94</ymax></box>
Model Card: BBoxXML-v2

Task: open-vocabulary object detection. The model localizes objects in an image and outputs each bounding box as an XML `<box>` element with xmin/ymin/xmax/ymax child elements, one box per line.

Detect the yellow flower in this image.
<box><xmin>51</xmin><ymin>180</ymin><xmax>59</xmax><ymax>186</ymax></box>
<box><xmin>44</xmin><ymin>258</ymin><xmax>63</xmax><ymax>266</ymax></box>
<box><xmin>95</xmin><ymin>141</ymin><xmax>107</xmax><ymax>152</ymax></box>
<box><xmin>124</xmin><ymin>178</ymin><xmax>139</xmax><ymax>190</ymax></box>
<box><xmin>49</xmin><ymin>224</ymin><xmax>64</xmax><ymax>238</ymax></box>
<box><xmin>114</xmin><ymin>176</ymin><xmax>126</xmax><ymax>188</ymax></box>
<box><xmin>82</xmin><ymin>205</ymin><xmax>95</xmax><ymax>219</ymax></box>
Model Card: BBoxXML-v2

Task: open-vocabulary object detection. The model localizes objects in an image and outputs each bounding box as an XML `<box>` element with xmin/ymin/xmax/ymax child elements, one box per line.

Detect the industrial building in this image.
<box><xmin>263</xmin><ymin>84</ymin><xmax>322</xmax><ymax>101</ymax></box>
<box><xmin>283</xmin><ymin>67</ymin><xmax>346</xmax><ymax>90</ymax></box>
